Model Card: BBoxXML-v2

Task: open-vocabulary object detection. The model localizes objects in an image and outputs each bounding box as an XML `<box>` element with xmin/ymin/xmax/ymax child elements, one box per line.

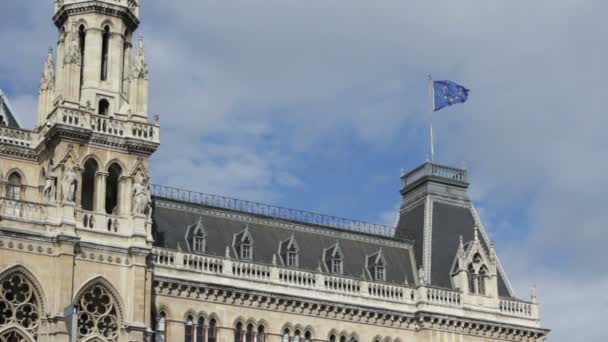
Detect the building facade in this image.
<box><xmin>0</xmin><ymin>1</ymin><xmax>548</xmax><ymax>342</ymax></box>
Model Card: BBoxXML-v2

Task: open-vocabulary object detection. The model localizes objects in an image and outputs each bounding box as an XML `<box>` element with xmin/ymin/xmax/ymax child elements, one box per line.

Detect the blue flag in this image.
<box><xmin>433</xmin><ymin>80</ymin><xmax>469</xmax><ymax>111</ymax></box>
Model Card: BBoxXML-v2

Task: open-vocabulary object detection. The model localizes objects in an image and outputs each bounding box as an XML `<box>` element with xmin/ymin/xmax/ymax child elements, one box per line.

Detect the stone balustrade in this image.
<box><xmin>151</xmin><ymin>247</ymin><xmax>539</xmax><ymax>321</ymax></box>
<box><xmin>47</xmin><ymin>108</ymin><xmax>160</xmax><ymax>144</ymax></box>
<box><xmin>0</xmin><ymin>197</ymin><xmax>47</xmax><ymax>222</ymax></box>
<box><xmin>0</xmin><ymin>127</ymin><xmax>36</xmax><ymax>148</ymax></box>
<box><xmin>499</xmin><ymin>298</ymin><xmax>534</xmax><ymax>318</ymax></box>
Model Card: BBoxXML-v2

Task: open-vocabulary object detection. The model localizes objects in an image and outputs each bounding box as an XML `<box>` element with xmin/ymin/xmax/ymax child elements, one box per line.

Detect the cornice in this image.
<box><xmin>153</xmin><ymin>277</ymin><xmax>548</xmax><ymax>341</ymax></box>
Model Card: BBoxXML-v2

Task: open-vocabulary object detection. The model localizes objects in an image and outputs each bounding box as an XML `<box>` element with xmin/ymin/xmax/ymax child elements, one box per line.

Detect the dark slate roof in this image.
<box><xmin>396</xmin><ymin>200</ymin><xmax>512</xmax><ymax>297</ymax></box>
<box><xmin>0</xmin><ymin>89</ymin><xmax>22</xmax><ymax>129</ymax></box>
<box><xmin>152</xmin><ymin>197</ymin><xmax>416</xmax><ymax>285</ymax></box>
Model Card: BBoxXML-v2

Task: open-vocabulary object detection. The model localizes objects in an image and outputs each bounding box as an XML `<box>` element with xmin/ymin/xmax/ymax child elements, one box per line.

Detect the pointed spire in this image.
<box><xmin>530</xmin><ymin>285</ymin><xmax>537</xmax><ymax>303</ymax></box>
<box><xmin>40</xmin><ymin>48</ymin><xmax>55</xmax><ymax>91</ymax></box>
<box><xmin>131</xmin><ymin>32</ymin><xmax>148</xmax><ymax>79</ymax></box>
<box><xmin>457</xmin><ymin>235</ymin><xmax>465</xmax><ymax>257</ymax></box>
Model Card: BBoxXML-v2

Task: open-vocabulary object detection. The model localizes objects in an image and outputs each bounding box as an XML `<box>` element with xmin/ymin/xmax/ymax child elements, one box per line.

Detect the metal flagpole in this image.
<box><xmin>428</xmin><ymin>75</ymin><xmax>435</xmax><ymax>163</ymax></box>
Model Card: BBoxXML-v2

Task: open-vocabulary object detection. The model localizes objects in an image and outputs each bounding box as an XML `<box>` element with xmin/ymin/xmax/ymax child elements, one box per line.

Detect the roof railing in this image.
<box><xmin>150</xmin><ymin>184</ymin><xmax>397</xmax><ymax>238</ymax></box>
<box><xmin>401</xmin><ymin>162</ymin><xmax>468</xmax><ymax>189</ymax></box>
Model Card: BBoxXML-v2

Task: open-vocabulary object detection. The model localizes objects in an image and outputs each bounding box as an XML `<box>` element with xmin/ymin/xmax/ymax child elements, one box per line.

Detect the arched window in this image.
<box><xmin>6</xmin><ymin>172</ymin><xmax>22</xmax><ymax>200</ymax></box>
<box><xmin>349</xmin><ymin>336</ymin><xmax>358</xmax><ymax>342</ymax></box>
<box><xmin>81</xmin><ymin>159</ymin><xmax>98</xmax><ymax>211</ymax></box>
<box><xmin>185</xmin><ymin>315</ymin><xmax>194</xmax><ymax>342</ymax></box>
<box><xmin>196</xmin><ymin>317</ymin><xmax>205</xmax><ymax>342</ymax></box>
<box><xmin>304</xmin><ymin>331</ymin><xmax>312</xmax><ymax>342</ymax></box>
<box><xmin>293</xmin><ymin>329</ymin><xmax>301</xmax><ymax>342</ymax></box>
<box><xmin>256</xmin><ymin>325</ymin><xmax>265</xmax><ymax>342</ymax></box>
<box><xmin>468</xmin><ymin>254</ymin><xmax>488</xmax><ymax>295</ymax></box>
<box><xmin>246</xmin><ymin>323</ymin><xmax>254</xmax><ymax>342</ymax></box>
<box><xmin>105</xmin><ymin>163</ymin><xmax>122</xmax><ymax>215</ymax></box>
<box><xmin>478</xmin><ymin>266</ymin><xmax>488</xmax><ymax>295</ymax></box>
<box><xmin>0</xmin><ymin>268</ymin><xmax>43</xmax><ymax>339</ymax></box>
<box><xmin>76</xmin><ymin>283</ymin><xmax>120</xmax><ymax>341</ymax></box>
<box><xmin>282</xmin><ymin>328</ymin><xmax>290</xmax><ymax>342</ymax></box>
<box><xmin>234</xmin><ymin>322</ymin><xmax>243</xmax><ymax>342</ymax></box>
<box><xmin>207</xmin><ymin>318</ymin><xmax>217</xmax><ymax>342</ymax></box>
<box><xmin>78</xmin><ymin>25</ymin><xmax>86</xmax><ymax>92</ymax></box>
<box><xmin>101</xmin><ymin>26</ymin><xmax>110</xmax><ymax>81</ymax></box>
<box><xmin>339</xmin><ymin>336</ymin><xmax>346</xmax><ymax>342</ymax></box>
<box><xmin>329</xmin><ymin>334</ymin><xmax>336</xmax><ymax>342</ymax></box>
<box><xmin>155</xmin><ymin>312</ymin><xmax>167</xmax><ymax>342</ymax></box>
<box><xmin>98</xmin><ymin>99</ymin><xmax>110</xmax><ymax>116</ymax></box>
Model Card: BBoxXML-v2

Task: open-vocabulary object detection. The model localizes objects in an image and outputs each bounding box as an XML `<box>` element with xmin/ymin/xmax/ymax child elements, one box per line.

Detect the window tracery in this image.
<box><xmin>76</xmin><ymin>283</ymin><xmax>120</xmax><ymax>341</ymax></box>
<box><xmin>6</xmin><ymin>172</ymin><xmax>22</xmax><ymax>200</ymax></box>
<box><xmin>0</xmin><ymin>271</ymin><xmax>41</xmax><ymax>339</ymax></box>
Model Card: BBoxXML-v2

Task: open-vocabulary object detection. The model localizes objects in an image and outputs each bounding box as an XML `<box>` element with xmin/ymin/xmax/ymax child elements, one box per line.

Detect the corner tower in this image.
<box><xmin>38</xmin><ymin>0</ymin><xmax>147</xmax><ymax>126</ymax></box>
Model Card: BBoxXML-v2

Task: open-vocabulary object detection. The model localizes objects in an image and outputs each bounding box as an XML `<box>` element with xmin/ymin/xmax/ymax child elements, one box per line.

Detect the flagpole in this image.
<box><xmin>428</xmin><ymin>75</ymin><xmax>435</xmax><ymax>163</ymax></box>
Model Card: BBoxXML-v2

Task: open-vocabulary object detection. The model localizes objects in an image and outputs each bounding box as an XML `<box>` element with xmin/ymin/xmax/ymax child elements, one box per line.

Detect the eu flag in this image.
<box><xmin>433</xmin><ymin>80</ymin><xmax>469</xmax><ymax>111</ymax></box>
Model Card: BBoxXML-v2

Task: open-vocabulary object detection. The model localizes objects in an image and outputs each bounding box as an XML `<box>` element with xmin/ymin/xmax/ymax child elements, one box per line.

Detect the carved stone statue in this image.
<box><xmin>133</xmin><ymin>178</ymin><xmax>150</xmax><ymax>214</ymax></box>
<box><xmin>62</xmin><ymin>167</ymin><xmax>77</xmax><ymax>202</ymax></box>
<box><xmin>42</xmin><ymin>177</ymin><xmax>56</xmax><ymax>202</ymax></box>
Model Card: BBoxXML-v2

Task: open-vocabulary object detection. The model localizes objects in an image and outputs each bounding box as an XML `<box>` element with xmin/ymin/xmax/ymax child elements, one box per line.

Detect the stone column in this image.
<box><xmin>95</xmin><ymin>171</ymin><xmax>108</xmax><ymax>213</ymax></box>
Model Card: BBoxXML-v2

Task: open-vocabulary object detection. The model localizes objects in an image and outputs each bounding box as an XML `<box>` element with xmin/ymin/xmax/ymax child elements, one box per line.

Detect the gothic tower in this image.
<box><xmin>1</xmin><ymin>0</ymin><xmax>158</xmax><ymax>341</ymax></box>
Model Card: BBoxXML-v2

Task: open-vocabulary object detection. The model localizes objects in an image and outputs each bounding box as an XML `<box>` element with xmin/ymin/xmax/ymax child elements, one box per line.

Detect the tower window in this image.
<box><xmin>282</xmin><ymin>328</ymin><xmax>290</xmax><ymax>342</ymax></box>
<box><xmin>196</xmin><ymin>317</ymin><xmax>205</xmax><ymax>342</ymax></box>
<box><xmin>98</xmin><ymin>99</ymin><xmax>109</xmax><ymax>116</ymax></box>
<box><xmin>257</xmin><ymin>325</ymin><xmax>265</xmax><ymax>342</ymax></box>
<box><xmin>6</xmin><ymin>172</ymin><xmax>22</xmax><ymax>200</ymax></box>
<box><xmin>235</xmin><ymin>322</ymin><xmax>243</xmax><ymax>342</ymax></box>
<box><xmin>185</xmin><ymin>315</ymin><xmax>194</xmax><ymax>342</ymax></box>
<box><xmin>101</xmin><ymin>26</ymin><xmax>110</xmax><ymax>81</ymax></box>
<box><xmin>78</xmin><ymin>25</ymin><xmax>86</xmax><ymax>94</ymax></box>
<box><xmin>105</xmin><ymin>163</ymin><xmax>122</xmax><ymax>215</ymax></box>
<box><xmin>246</xmin><ymin>323</ymin><xmax>254</xmax><ymax>342</ymax></box>
<box><xmin>81</xmin><ymin>159</ymin><xmax>98</xmax><ymax>211</ymax></box>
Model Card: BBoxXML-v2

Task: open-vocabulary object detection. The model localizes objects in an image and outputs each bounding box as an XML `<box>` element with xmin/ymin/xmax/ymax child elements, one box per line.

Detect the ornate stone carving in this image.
<box><xmin>76</xmin><ymin>284</ymin><xmax>120</xmax><ymax>341</ymax></box>
<box><xmin>0</xmin><ymin>271</ymin><xmax>42</xmax><ymax>339</ymax></box>
<box><xmin>63</xmin><ymin>23</ymin><xmax>82</xmax><ymax>66</ymax></box>
<box><xmin>132</xmin><ymin>177</ymin><xmax>151</xmax><ymax>215</ymax></box>
<box><xmin>131</xmin><ymin>34</ymin><xmax>148</xmax><ymax>80</ymax></box>
<box><xmin>62</xmin><ymin>166</ymin><xmax>77</xmax><ymax>202</ymax></box>
<box><xmin>40</xmin><ymin>48</ymin><xmax>55</xmax><ymax>91</ymax></box>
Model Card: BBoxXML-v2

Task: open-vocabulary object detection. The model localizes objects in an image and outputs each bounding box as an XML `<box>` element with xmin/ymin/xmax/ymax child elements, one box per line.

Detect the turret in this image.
<box><xmin>37</xmin><ymin>48</ymin><xmax>56</xmax><ymax>127</ymax></box>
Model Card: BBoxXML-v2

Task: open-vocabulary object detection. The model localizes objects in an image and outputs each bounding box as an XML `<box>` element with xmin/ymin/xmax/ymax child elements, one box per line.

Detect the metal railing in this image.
<box><xmin>401</xmin><ymin>162</ymin><xmax>468</xmax><ymax>188</ymax></box>
<box><xmin>150</xmin><ymin>184</ymin><xmax>396</xmax><ymax>237</ymax></box>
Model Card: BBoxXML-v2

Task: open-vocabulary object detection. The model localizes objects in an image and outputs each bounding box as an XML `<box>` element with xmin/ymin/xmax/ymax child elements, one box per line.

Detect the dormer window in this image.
<box><xmin>279</xmin><ymin>235</ymin><xmax>299</xmax><ymax>267</ymax></box>
<box><xmin>188</xmin><ymin>217</ymin><xmax>207</xmax><ymax>253</ymax></box>
<box><xmin>366</xmin><ymin>249</ymin><xmax>387</xmax><ymax>282</ymax></box>
<box><xmin>233</xmin><ymin>226</ymin><xmax>254</xmax><ymax>260</ymax></box>
<box><xmin>468</xmin><ymin>254</ymin><xmax>488</xmax><ymax>295</ymax></box>
<box><xmin>331</xmin><ymin>257</ymin><xmax>343</xmax><ymax>274</ymax></box>
<box><xmin>324</xmin><ymin>242</ymin><xmax>344</xmax><ymax>275</ymax></box>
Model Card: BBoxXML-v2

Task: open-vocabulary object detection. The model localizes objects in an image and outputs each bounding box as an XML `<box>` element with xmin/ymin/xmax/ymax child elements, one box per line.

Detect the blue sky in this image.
<box><xmin>1</xmin><ymin>1</ymin><xmax>607</xmax><ymax>340</ymax></box>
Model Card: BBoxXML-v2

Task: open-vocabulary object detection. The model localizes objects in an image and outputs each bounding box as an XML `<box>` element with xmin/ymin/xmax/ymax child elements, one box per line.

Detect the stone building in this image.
<box><xmin>0</xmin><ymin>1</ymin><xmax>548</xmax><ymax>341</ymax></box>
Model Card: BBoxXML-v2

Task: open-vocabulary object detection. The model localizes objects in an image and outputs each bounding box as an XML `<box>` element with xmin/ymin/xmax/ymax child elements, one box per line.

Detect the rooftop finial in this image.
<box><xmin>474</xmin><ymin>226</ymin><xmax>479</xmax><ymax>242</ymax></box>
<box><xmin>531</xmin><ymin>285</ymin><xmax>537</xmax><ymax>303</ymax></box>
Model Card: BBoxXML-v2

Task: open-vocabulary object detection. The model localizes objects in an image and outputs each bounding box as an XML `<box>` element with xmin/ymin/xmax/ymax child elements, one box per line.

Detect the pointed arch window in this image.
<box><xmin>76</xmin><ymin>283</ymin><xmax>120</xmax><ymax>341</ymax></box>
<box><xmin>105</xmin><ymin>163</ymin><xmax>122</xmax><ymax>215</ymax></box>
<box><xmin>207</xmin><ymin>318</ymin><xmax>217</xmax><ymax>342</ymax></box>
<box><xmin>155</xmin><ymin>312</ymin><xmax>167</xmax><ymax>342</ymax></box>
<box><xmin>282</xmin><ymin>328</ymin><xmax>290</xmax><ymax>342</ymax></box>
<box><xmin>256</xmin><ymin>325</ymin><xmax>266</xmax><ymax>342</ymax></box>
<box><xmin>78</xmin><ymin>25</ymin><xmax>86</xmax><ymax>93</ymax></box>
<box><xmin>190</xmin><ymin>218</ymin><xmax>207</xmax><ymax>253</ymax></box>
<box><xmin>245</xmin><ymin>323</ymin><xmax>254</xmax><ymax>342</ymax></box>
<box><xmin>304</xmin><ymin>331</ymin><xmax>312</xmax><ymax>342</ymax></box>
<box><xmin>468</xmin><ymin>254</ymin><xmax>488</xmax><ymax>295</ymax></box>
<box><xmin>101</xmin><ymin>26</ymin><xmax>110</xmax><ymax>81</ymax></box>
<box><xmin>280</xmin><ymin>236</ymin><xmax>299</xmax><ymax>267</ymax></box>
<box><xmin>235</xmin><ymin>322</ymin><xmax>243</xmax><ymax>342</ymax></box>
<box><xmin>185</xmin><ymin>315</ymin><xmax>194</xmax><ymax>342</ymax></box>
<box><xmin>5</xmin><ymin>172</ymin><xmax>22</xmax><ymax>200</ymax></box>
<box><xmin>329</xmin><ymin>334</ymin><xmax>336</xmax><ymax>342</ymax></box>
<box><xmin>196</xmin><ymin>317</ymin><xmax>205</xmax><ymax>342</ymax></box>
<box><xmin>293</xmin><ymin>329</ymin><xmax>301</xmax><ymax>342</ymax></box>
<box><xmin>0</xmin><ymin>269</ymin><xmax>42</xmax><ymax>339</ymax></box>
<box><xmin>367</xmin><ymin>250</ymin><xmax>387</xmax><ymax>281</ymax></box>
<box><xmin>81</xmin><ymin>159</ymin><xmax>98</xmax><ymax>211</ymax></box>
<box><xmin>233</xmin><ymin>227</ymin><xmax>254</xmax><ymax>260</ymax></box>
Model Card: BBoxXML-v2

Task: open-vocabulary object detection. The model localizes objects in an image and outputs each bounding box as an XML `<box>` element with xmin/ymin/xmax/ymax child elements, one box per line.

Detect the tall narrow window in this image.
<box><xmin>331</xmin><ymin>257</ymin><xmax>342</xmax><ymax>274</ymax></box>
<box><xmin>287</xmin><ymin>246</ymin><xmax>298</xmax><ymax>267</ymax></box>
<box><xmin>246</xmin><ymin>323</ymin><xmax>254</xmax><ymax>342</ymax></box>
<box><xmin>98</xmin><ymin>99</ymin><xmax>109</xmax><ymax>116</ymax></box>
<box><xmin>78</xmin><ymin>25</ymin><xmax>86</xmax><ymax>94</ymax></box>
<box><xmin>207</xmin><ymin>319</ymin><xmax>216</xmax><ymax>342</ymax></box>
<box><xmin>101</xmin><ymin>26</ymin><xmax>110</xmax><ymax>81</ymax></box>
<box><xmin>6</xmin><ymin>172</ymin><xmax>22</xmax><ymax>200</ymax></box>
<box><xmin>293</xmin><ymin>330</ymin><xmax>301</xmax><ymax>342</ymax></box>
<box><xmin>234</xmin><ymin>322</ymin><xmax>243</xmax><ymax>342</ymax></box>
<box><xmin>304</xmin><ymin>331</ymin><xmax>312</xmax><ymax>342</ymax></box>
<box><xmin>196</xmin><ymin>317</ymin><xmax>205</xmax><ymax>342</ymax></box>
<box><xmin>374</xmin><ymin>263</ymin><xmax>385</xmax><ymax>281</ymax></box>
<box><xmin>185</xmin><ymin>316</ymin><xmax>194</xmax><ymax>342</ymax></box>
<box><xmin>257</xmin><ymin>325</ymin><xmax>265</xmax><ymax>342</ymax></box>
<box><xmin>282</xmin><ymin>329</ymin><xmax>290</xmax><ymax>342</ymax></box>
<box><xmin>155</xmin><ymin>312</ymin><xmax>167</xmax><ymax>342</ymax></box>
<box><xmin>329</xmin><ymin>335</ymin><xmax>336</xmax><ymax>342</ymax></box>
<box><xmin>105</xmin><ymin>163</ymin><xmax>122</xmax><ymax>215</ymax></box>
<box><xmin>81</xmin><ymin>159</ymin><xmax>98</xmax><ymax>211</ymax></box>
<box><xmin>241</xmin><ymin>237</ymin><xmax>252</xmax><ymax>260</ymax></box>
